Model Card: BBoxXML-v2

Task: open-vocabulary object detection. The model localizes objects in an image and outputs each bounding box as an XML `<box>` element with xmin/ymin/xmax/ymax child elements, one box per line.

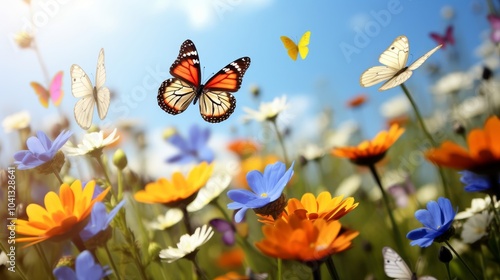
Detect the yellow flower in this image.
<box><xmin>134</xmin><ymin>162</ymin><xmax>213</xmax><ymax>207</ymax></box>
<box><xmin>16</xmin><ymin>180</ymin><xmax>109</xmax><ymax>247</ymax></box>
<box><xmin>331</xmin><ymin>124</ymin><xmax>405</xmax><ymax>166</ymax></box>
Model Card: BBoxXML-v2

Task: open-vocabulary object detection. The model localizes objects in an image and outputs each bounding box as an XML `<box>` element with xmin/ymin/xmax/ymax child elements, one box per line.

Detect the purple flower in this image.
<box><xmin>460</xmin><ymin>170</ymin><xmax>499</xmax><ymax>192</ymax></box>
<box><xmin>80</xmin><ymin>200</ymin><xmax>126</xmax><ymax>242</ymax></box>
<box><xmin>14</xmin><ymin>130</ymin><xmax>72</xmax><ymax>169</ymax></box>
<box><xmin>53</xmin><ymin>250</ymin><xmax>111</xmax><ymax>280</ymax></box>
<box><xmin>407</xmin><ymin>197</ymin><xmax>456</xmax><ymax>248</ymax></box>
<box><xmin>166</xmin><ymin>124</ymin><xmax>214</xmax><ymax>164</ymax></box>
<box><xmin>227</xmin><ymin>161</ymin><xmax>294</xmax><ymax>223</ymax></box>
<box><xmin>209</xmin><ymin>218</ymin><xmax>236</xmax><ymax>246</ymax></box>
<box><xmin>488</xmin><ymin>14</ymin><xmax>500</xmax><ymax>44</ymax></box>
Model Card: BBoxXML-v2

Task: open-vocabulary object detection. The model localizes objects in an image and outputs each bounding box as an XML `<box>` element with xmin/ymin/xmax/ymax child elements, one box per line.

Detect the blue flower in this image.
<box><xmin>166</xmin><ymin>124</ymin><xmax>214</xmax><ymax>164</ymax></box>
<box><xmin>80</xmin><ymin>200</ymin><xmax>126</xmax><ymax>242</ymax></box>
<box><xmin>14</xmin><ymin>130</ymin><xmax>72</xmax><ymax>169</ymax></box>
<box><xmin>227</xmin><ymin>161</ymin><xmax>294</xmax><ymax>223</ymax></box>
<box><xmin>460</xmin><ymin>170</ymin><xmax>499</xmax><ymax>192</ymax></box>
<box><xmin>407</xmin><ymin>197</ymin><xmax>456</xmax><ymax>247</ymax></box>
<box><xmin>53</xmin><ymin>250</ymin><xmax>111</xmax><ymax>280</ymax></box>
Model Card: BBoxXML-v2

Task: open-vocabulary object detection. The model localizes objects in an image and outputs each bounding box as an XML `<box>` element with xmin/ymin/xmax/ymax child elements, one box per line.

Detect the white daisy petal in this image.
<box><xmin>158</xmin><ymin>225</ymin><xmax>214</xmax><ymax>263</ymax></box>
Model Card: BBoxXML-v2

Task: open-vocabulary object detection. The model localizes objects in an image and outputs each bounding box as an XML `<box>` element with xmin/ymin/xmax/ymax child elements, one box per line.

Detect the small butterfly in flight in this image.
<box><xmin>360</xmin><ymin>35</ymin><xmax>442</xmax><ymax>91</ymax></box>
<box><xmin>157</xmin><ymin>39</ymin><xmax>251</xmax><ymax>123</ymax></box>
<box><xmin>70</xmin><ymin>48</ymin><xmax>111</xmax><ymax>130</ymax></box>
<box><xmin>280</xmin><ymin>31</ymin><xmax>311</xmax><ymax>60</ymax></box>
<box><xmin>382</xmin><ymin>247</ymin><xmax>437</xmax><ymax>280</ymax></box>
<box><xmin>429</xmin><ymin>25</ymin><xmax>454</xmax><ymax>49</ymax></box>
<box><xmin>30</xmin><ymin>71</ymin><xmax>64</xmax><ymax>108</ymax></box>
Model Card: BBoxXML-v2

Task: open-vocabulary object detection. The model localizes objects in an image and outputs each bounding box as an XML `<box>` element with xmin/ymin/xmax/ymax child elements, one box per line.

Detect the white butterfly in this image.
<box><xmin>70</xmin><ymin>48</ymin><xmax>110</xmax><ymax>130</ymax></box>
<box><xmin>360</xmin><ymin>36</ymin><xmax>442</xmax><ymax>91</ymax></box>
<box><xmin>382</xmin><ymin>247</ymin><xmax>437</xmax><ymax>280</ymax></box>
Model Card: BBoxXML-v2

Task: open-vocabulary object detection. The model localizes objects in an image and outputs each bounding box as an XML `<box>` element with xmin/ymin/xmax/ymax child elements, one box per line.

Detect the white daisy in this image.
<box><xmin>146</xmin><ymin>208</ymin><xmax>184</xmax><ymax>231</ymax></box>
<box><xmin>431</xmin><ymin>72</ymin><xmax>473</xmax><ymax>95</ymax></box>
<box><xmin>159</xmin><ymin>225</ymin><xmax>214</xmax><ymax>263</ymax></box>
<box><xmin>461</xmin><ymin>211</ymin><xmax>493</xmax><ymax>244</ymax></box>
<box><xmin>455</xmin><ymin>196</ymin><xmax>499</xmax><ymax>220</ymax></box>
<box><xmin>300</xmin><ymin>143</ymin><xmax>324</xmax><ymax>162</ymax></box>
<box><xmin>187</xmin><ymin>174</ymin><xmax>231</xmax><ymax>212</ymax></box>
<box><xmin>379</xmin><ymin>94</ymin><xmax>410</xmax><ymax>120</ymax></box>
<box><xmin>2</xmin><ymin>110</ymin><xmax>31</xmax><ymax>132</ymax></box>
<box><xmin>334</xmin><ymin>174</ymin><xmax>362</xmax><ymax>197</ymax></box>
<box><xmin>0</xmin><ymin>251</ymin><xmax>7</xmax><ymax>266</ymax></box>
<box><xmin>65</xmin><ymin>128</ymin><xmax>119</xmax><ymax>156</ymax></box>
<box><xmin>243</xmin><ymin>96</ymin><xmax>288</xmax><ymax>122</ymax></box>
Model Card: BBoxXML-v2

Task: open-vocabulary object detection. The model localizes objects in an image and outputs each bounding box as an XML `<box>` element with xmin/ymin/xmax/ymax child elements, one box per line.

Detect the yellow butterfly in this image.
<box><xmin>280</xmin><ymin>31</ymin><xmax>311</xmax><ymax>61</ymax></box>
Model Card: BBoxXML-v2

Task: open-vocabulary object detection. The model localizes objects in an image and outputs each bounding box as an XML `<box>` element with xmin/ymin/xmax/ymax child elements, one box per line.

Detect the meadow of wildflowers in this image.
<box><xmin>3</xmin><ymin>1</ymin><xmax>500</xmax><ymax>280</ymax></box>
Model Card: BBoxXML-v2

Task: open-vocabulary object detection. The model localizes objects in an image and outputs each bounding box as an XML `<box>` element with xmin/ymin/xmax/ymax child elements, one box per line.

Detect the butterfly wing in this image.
<box><xmin>445</xmin><ymin>25</ymin><xmax>454</xmax><ymax>45</ymax></box>
<box><xmin>71</xmin><ymin>63</ymin><xmax>95</xmax><ymax>129</ymax></box>
<box><xmin>378</xmin><ymin>70</ymin><xmax>413</xmax><ymax>91</ymax></box>
<box><xmin>280</xmin><ymin>36</ymin><xmax>299</xmax><ymax>61</ymax></box>
<box><xmin>170</xmin><ymin>39</ymin><xmax>201</xmax><ymax>87</ymax></box>
<box><xmin>382</xmin><ymin>247</ymin><xmax>413</xmax><ymax>280</ymax></box>
<box><xmin>94</xmin><ymin>49</ymin><xmax>110</xmax><ymax>120</ymax></box>
<box><xmin>418</xmin><ymin>277</ymin><xmax>437</xmax><ymax>280</ymax></box>
<box><xmin>158</xmin><ymin>78</ymin><xmax>197</xmax><ymax>115</ymax></box>
<box><xmin>200</xmin><ymin>57</ymin><xmax>251</xmax><ymax>123</ymax></box>
<box><xmin>30</xmin><ymin>82</ymin><xmax>49</xmax><ymax>108</ymax></box>
<box><xmin>360</xmin><ymin>66</ymin><xmax>399</xmax><ymax>88</ymax></box>
<box><xmin>408</xmin><ymin>44</ymin><xmax>442</xmax><ymax>71</ymax></box>
<box><xmin>379</xmin><ymin>35</ymin><xmax>410</xmax><ymax>70</ymax></box>
<box><xmin>49</xmin><ymin>71</ymin><xmax>64</xmax><ymax>106</ymax></box>
<box><xmin>74</xmin><ymin>94</ymin><xmax>96</xmax><ymax>130</ymax></box>
<box><xmin>429</xmin><ymin>33</ymin><xmax>446</xmax><ymax>48</ymax></box>
<box><xmin>298</xmin><ymin>31</ymin><xmax>311</xmax><ymax>59</ymax></box>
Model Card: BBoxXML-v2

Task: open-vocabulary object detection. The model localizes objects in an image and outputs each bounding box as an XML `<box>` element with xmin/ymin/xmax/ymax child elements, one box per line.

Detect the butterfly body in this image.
<box><xmin>158</xmin><ymin>39</ymin><xmax>250</xmax><ymax>123</ymax></box>
<box><xmin>360</xmin><ymin>35</ymin><xmax>441</xmax><ymax>91</ymax></box>
<box><xmin>70</xmin><ymin>48</ymin><xmax>110</xmax><ymax>130</ymax></box>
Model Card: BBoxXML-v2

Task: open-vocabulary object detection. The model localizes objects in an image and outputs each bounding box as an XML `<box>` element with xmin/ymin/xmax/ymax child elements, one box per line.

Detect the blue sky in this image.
<box><xmin>0</xmin><ymin>0</ymin><xmax>492</xmax><ymax>172</ymax></box>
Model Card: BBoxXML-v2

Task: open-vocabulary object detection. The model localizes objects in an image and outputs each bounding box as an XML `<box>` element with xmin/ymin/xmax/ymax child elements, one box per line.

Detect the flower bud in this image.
<box><xmin>438</xmin><ymin>246</ymin><xmax>453</xmax><ymax>263</ymax></box>
<box><xmin>14</xmin><ymin>32</ymin><xmax>33</xmax><ymax>48</ymax></box>
<box><xmin>113</xmin><ymin>149</ymin><xmax>128</xmax><ymax>170</ymax></box>
<box><xmin>149</xmin><ymin>242</ymin><xmax>162</xmax><ymax>262</ymax></box>
<box><xmin>250</xmin><ymin>84</ymin><xmax>260</xmax><ymax>98</ymax></box>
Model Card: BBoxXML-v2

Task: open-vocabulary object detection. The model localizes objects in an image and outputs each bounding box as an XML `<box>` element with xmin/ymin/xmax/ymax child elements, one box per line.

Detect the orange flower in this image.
<box><xmin>227</xmin><ymin>139</ymin><xmax>260</xmax><ymax>158</ymax></box>
<box><xmin>331</xmin><ymin>124</ymin><xmax>405</xmax><ymax>166</ymax></box>
<box><xmin>16</xmin><ymin>180</ymin><xmax>109</xmax><ymax>247</ymax></box>
<box><xmin>214</xmin><ymin>272</ymin><xmax>248</xmax><ymax>280</ymax></box>
<box><xmin>346</xmin><ymin>94</ymin><xmax>368</xmax><ymax>108</ymax></box>
<box><xmin>259</xmin><ymin>192</ymin><xmax>358</xmax><ymax>224</ymax></box>
<box><xmin>426</xmin><ymin>116</ymin><xmax>500</xmax><ymax>173</ymax></box>
<box><xmin>134</xmin><ymin>162</ymin><xmax>213</xmax><ymax>207</ymax></box>
<box><xmin>217</xmin><ymin>248</ymin><xmax>245</xmax><ymax>268</ymax></box>
<box><xmin>255</xmin><ymin>213</ymin><xmax>359</xmax><ymax>261</ymax></box>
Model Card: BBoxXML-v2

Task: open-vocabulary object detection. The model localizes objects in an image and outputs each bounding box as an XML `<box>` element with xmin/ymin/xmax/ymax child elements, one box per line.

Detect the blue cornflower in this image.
<box><xmin>53</xmin><ymin>250</ymin><xmax>111</xmax><ymax>280</ymax></box>
<box><xmin>166</xmin><ymin>124</ymin><xmax>214</xmax><ymax>164</ymax></box>
<box><xmin>460</xmin><ymin>170</ymin><xmax>499</xmax><ymax>192</ymax></box>
<box><xmin>407</xmin><ymin>197</ymin><xmax>457</xmax><ymax>248</ymax></box>
<box><xmin>80</xmin><ymin>200</ymin><xmax>126</xmax><ymax>243</ymax></box>
<box><xmin>14</xmin><ymin>130</ymin><xmax>72</xmax><ymax>170</ymax></box>
<box><xmin>227</xmin><ymin>161</ymin><xmax>294</xmax><ymax>223</ymax></box>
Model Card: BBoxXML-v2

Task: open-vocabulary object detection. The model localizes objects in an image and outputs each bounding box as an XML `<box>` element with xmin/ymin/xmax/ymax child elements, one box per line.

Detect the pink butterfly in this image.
<box><xmin>488</xmin><ymin>14</ymin><xmax>500</xmax><ymax>44</ymax></box>
<box><xmin>30</xmin><ymin>71</ymin><xmax>64</xmax><ymax>108</ymax></box>
<box><xmin>429</xmin><ymin>25</ymin><xmax>454</xmax><ymax>49</ymax></box>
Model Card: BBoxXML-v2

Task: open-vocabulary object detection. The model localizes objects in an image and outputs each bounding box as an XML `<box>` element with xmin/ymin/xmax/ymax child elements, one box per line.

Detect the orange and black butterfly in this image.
<box><xmin>157</xmin><ymin>39</ymin><xmax>251</xmax><ymax>123</ymax></box>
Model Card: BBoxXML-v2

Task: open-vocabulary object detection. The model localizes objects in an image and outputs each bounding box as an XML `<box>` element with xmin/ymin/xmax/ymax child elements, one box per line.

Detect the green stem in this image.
<box><xmin>270</xmin><ymin>119</ymin><xmax>289</xmax><ymax>166</ymax></box>
<box><xmin>312</xmin><ymin>264</ymin><xmax>322</xmax><ymax>280</ymax></box>
<box><xmin>94</xmin><ymin>154</ymin><xmax>115</xmax><ymax>198</ymax></box>
<box><xmin>445</xmin><ymin>241</ymin><xmax>479</xmax><ymax>280</ymax></box>
<box><xmin>71</xmin><ymin>236</ymin><xmax>86</xmax><ymax>252</ymax></box>
<box><xmin>277</xmin><ymin>258</ymin><xmax>283</xmax><ymax>280</ymax></box>
<box><xmin>488</xmin><ymin>193</ymin><xmax>500</xmax><ymax>231</ymax></box>
<box><xmin>191</xmin><ymin>257</ymin><xmax>208</xmax><ymax>280</ymax></box>
<box><xmin>213</xmin><ymin>199</ymin><xmax>233</xmax><ymax>223</ymax></box>
<box><xmin>116</xmin><ymin>168</ymin><xmax>124</xmax><ymax>201</ymax></box>
<box><xmin>326</xmin><ymin>257</ymin><xmax>340</xmax><ymax>280</ymax></box>
<box><xmin>104</xmin><ymin>243</ymin><xmax>122</xmax><ymax>280</ymax></box>
<box><xmin>400</xmin><ymin>83</ymin><xmax>452</xmax><ymax>200</ymax></box>
<box><xmin>0</xmin><ymin>242</ymin><xmax>29</xmax><ymax>280</ymax></box>
<box><xmin>52</xmin><ymin>168</ymin><xmax>63</xmax><ymax>185</ymax></box>
<box><xmin>444</xmin><ymin>263</ymin><xmax>452</xmax><ymax>280</ymax></box>
<box><xmin>34</xmin><ymin>244</ymin><xmax>55</xmax><ymax>279</ymax></box>
<box><xmin>180</xmin><ymin>206</ymin><xmax>193</xmax><ymax>235</ymax></box>
<box><xmin>368</xmin><ymin>164</ymin><xmax>404</xmax><ymax>254</ymax></box>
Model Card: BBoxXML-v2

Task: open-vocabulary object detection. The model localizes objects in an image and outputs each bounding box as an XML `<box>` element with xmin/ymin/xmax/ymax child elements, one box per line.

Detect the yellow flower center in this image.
<box><xmin>260</xmin><ymin>193</ymin><xmax>268</xmax><ymax>198</ymax></box>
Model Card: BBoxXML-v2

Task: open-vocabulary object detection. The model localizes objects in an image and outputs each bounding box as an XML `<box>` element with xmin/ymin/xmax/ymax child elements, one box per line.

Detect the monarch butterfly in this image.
<box><xmin>30</xmin><ymin>71</ymin><xmax>64</xmax><ymax>108</ymax></box>
<box><xmin>280</xmin><ymin>31</ymin><xmax>311</xmax><ymax>60</ymax></box>
<box><xmin>360</xmin><ymin>35</ymin><xmax>442</xmax><ymax>91</ymax></box>
<box><xmin>429</xmin><ymin>25</ymin><xmax>454</xmax><ymax>49</ymax></box>
<box><xmin>157</xmin><ymin>40</ymin><xmax>251</xmax><ymax>123</ymax></box>
<box><xmin>70</xmin><ymin>48</ymin><xmax>110</xmax><ymax>130</ymax></box>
